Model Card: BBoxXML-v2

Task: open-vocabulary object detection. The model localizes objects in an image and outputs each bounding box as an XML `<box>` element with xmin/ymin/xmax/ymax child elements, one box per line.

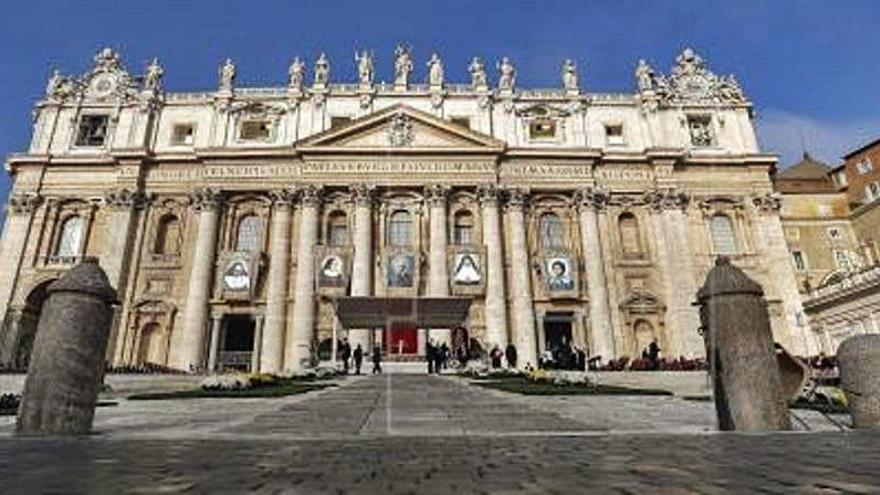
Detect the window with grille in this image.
<box><xmin>529</xmin><ymin>119</ymin><xmax>557</xmax><ymax>140</ymax></box>
<box><xmin>239</xmin><ymin>120</ymin><xmax>271</xmax><ymax>141</ymax></box>
<box><xmin>605</xmin><ymin>124</ymin><xmax>624</xmax><ymax>145</ymax></box>
<box><xmin>453</xmin><ymin>211</ymin><xmax>474</xmax><ymax>246</ymax></box>
<box><xmin>710</xmin><ymin>214</ymin><xmax>737</xmax><ymax>254</ymax></box>
<box><xmin>235</xmin><ymin>215</ymin><xmax>262</xmax><ymax>252</ymax></box>
<box><xmin>792</xmin><ymin>251</ymin><xmax>807</xmax><ymax>271</ymax></box>
<box><xmin>388</xmin><ymin>210</ymin><xmax>412</xmax><ymax>247</ymax></box>
<box><xmin>539</xmin><ymin>213</ymin><xmax>565</xmax><ymax>250</ymax></box>
<box><xmin>56</xmin><ymin>216</ymin><xmax>84</xmax><ymax>257</ymax></box>
<box><xmin>687</xmin><ymin>115</ymin><xmax>714</xmax><ymax>147</ymax></box>
<box><xmin>154</xmin><ymin>214</ymin><xmax>181</xmax><ymax>255</ymax></box>
<box><xmin>327</xmin><ymin>212</ymin><xmax>348</xmax><ymax>247</ymax></box>
<box><xmin>171</xmin><ymin>124</ymin><xmax>195</xmax><ymax>145</ymax></box>
<box><xmin>75</xmin><ymin>115</ymin><xmax>109</xmax><ymax>146</ymax></box>
<box><xmin>618</xmin><ymin>213</ymin><xmax>641</xmax><ymax>255</ymax></box>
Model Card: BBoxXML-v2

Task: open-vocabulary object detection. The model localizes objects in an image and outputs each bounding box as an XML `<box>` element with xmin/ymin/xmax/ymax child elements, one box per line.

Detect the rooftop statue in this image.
<box><xmin>427</xmin><ymin>52</ymin><xmax>444</xmax><ymax>88</ymax></box>
<box><xmin>218</xmin><ymin>58</ymin><xmax>236</xmax><ymax>91</ymax></box>
<box><xmin>355</xmin><ymin>50</ymin><xmax>374</xmax><ymax>87</ymax></box>
<box><xmin>288</xmin><ymin>57</ymin><xmax>306</xmax><ymax>91</ymax></box>
<box><xmin>497</xmin><ymin>57</ymin><xmax>516</xmax><ymax>92</ymax></box>
<box><xmin>313</xmin><ymin>53</ymin><xmax>330</xmax><ymax>87</ymax></box>
<box><xmin>144</xmin><ymin>58</ymin><xmax>164</xmax><ymax>92</ymax></box>
<box><xmin>561</xmin><ymin>59</ymin><xmax>578</xmax><ymax>92</ymax></box>
<box><xmin>634</xmin><ymin>59</ymin><xmax>656</xmax><ymax>92</ymax></box>
<box><xmin>468</xmin><ymin>57</ymin><xmax>488</xmax><ymax>90</ymax></box>
<box><xmin>393</xmin><ymin>42</ymin><xmax>413</xmax><ymax>88</ymax></box>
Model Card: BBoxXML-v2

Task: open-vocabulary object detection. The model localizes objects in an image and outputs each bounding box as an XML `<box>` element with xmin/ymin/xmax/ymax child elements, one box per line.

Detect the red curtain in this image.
<box><xmin>386</xmin><ymin>322</ymin><xmax>418</xmax><ymax>354</ymax></box>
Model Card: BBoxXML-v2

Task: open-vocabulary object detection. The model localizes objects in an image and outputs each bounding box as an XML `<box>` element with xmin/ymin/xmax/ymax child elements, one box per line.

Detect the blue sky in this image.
<box><xmin>1</xmin><ymin>0</ymin><xmax>879</xmax><ymax>213</ymax></box>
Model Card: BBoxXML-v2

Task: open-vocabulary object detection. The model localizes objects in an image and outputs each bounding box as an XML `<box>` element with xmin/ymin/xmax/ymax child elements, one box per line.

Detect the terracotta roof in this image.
<box><xmin>777</xmin><ymin>152</ymin><xmax>832</xmax><ymax>180</ymax></box>
<box><xmin>843</xmin><ymin>136</ymin><xmax>880</xmax><ymax>159</ymax></box>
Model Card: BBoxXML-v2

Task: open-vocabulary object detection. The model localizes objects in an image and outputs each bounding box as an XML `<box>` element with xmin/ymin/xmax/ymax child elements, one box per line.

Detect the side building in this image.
<box><xmin>0</xmin><ymin>46</ymin><xmax>816</xmax><ymax>372</ymax></box>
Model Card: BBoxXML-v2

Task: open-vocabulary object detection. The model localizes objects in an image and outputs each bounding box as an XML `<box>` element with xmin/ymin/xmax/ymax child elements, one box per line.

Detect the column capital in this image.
<box><xmin>425</xmin><ymin>184</ymin><xmax>449</xmax><ymax>207</ymax></box>
<box><xmin>189</xmin><ymin>187</ymin><xmax>224</xmax><ymax>212</ymax></box>
<box><xmin>103</xmin><ymin>187</ymin><xmax>149</xmax><ymax>211</ymax></box>
<box><xmin>751</xmin><ymin>193</ymin><xmax>782</xmax><ymax>215</ymax></box>
<box><xmin>350</xmin><ymin>183</ymin><xmax>376</xmax><ymax>207</ymax></box>
<box><xmin>269</xmin><ymin>188</ymin><xmax>297</xmax><ymax>207</ymax></box>
<box><xmin>573</xmin><ymin>186</ymin><xmax>608</xmax><ymax>212</ymax></box>
<box><xmin>645</xmin><ymin>187</ymin><xmax>689</xmax><ymax>212</ymax></box>
<box><xmin>5</xmin><ymin>192</ymin><xmax>42</xmax><ymax>216</ymax></box>
<box><xmin>299</xmin><ymin>184</ymin><xmax>323</xmax><ymax>207</ymax></box>
<box><xmin>476</xmin><ymin>183</ymin><xmax>500</xmax><ymax>206</ymax></box>
<box><xmin>502</xmin><ymin>187</ymin><xmax>529</xmax><ymax>212</ymax></box>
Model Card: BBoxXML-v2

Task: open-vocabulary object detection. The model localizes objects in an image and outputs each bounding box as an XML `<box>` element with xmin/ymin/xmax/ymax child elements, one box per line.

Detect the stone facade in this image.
<box><xmin>0</xmin><ymin>46</ymin><xmax>816</xmax><ymax>372</ymax></box>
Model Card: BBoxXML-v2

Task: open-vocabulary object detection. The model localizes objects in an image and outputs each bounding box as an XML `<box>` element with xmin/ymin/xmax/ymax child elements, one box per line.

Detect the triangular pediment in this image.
<box><xmin>297</xmin><ymin>104</ymin><xmax>505</xmax><ymax>154</ymax></box>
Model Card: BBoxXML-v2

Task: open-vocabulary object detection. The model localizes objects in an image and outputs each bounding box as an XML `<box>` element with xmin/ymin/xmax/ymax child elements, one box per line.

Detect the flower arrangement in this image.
<box><xmin>200</xmin><ymin>373</ymin><xmax>254</xmax><ymax>391</ymax></box>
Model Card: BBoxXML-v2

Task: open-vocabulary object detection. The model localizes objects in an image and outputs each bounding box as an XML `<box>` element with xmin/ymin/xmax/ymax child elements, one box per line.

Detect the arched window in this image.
<box><xmin>388</xmin><ymin>210</ymin><xmax>412</xmax><ymax>247</ymax></box>
<box><xmin>618</xmin><ymin>212</ymin><xmax>641</xmax><ymax>255</ymax></box>
<box><xmin>154</xmin><ymin>214</ymin><xmax>181</xmax><ymax>255</ymax></box>
<box><xmin>56</xmin><ymin>216</ymin><xmax>84</xmax><ymax>258</ymax></box>
<box><xmin>235</xmin><ymin>215</ymin><xmax>262</xmax><ymax>252</ymax></box>
<box><xmin>327</xmin><ymin>211</ymin><xmax>348</xmax><ymax>247</ymax></box>
<box><xmin>710</xmin><ymin>214</ymin><xmax>737</xmax><ymax>255</ymax></box>
<box><xmin>453</xmin><ymin>210</ymin><xmax>474</xmax><ymax>246</ymax></box>
<box><xmin>539</xmin><ymin>212</ymin><xmax>565</xmax><ymax>250</ymax></box>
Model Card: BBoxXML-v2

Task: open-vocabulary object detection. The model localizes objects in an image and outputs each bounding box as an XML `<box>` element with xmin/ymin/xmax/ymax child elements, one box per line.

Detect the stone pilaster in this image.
<box><xmin>207</xmin><ymin>314</ymin><xmax>222</xmax><ymax>372</ymax></box>
<box><xmin>752</xmin><ymin>193</ymin><xmax>818</xmax><ymax>356</ymax></box>
<box><xmin>504</xmin><ymin>188</ymin><xmax>537</xmax><ymax>368</ymax></box>
<box><xmin>177</xmin><ymin>188</ymin><xmax>223</xmax><ymax>371</ymax></box>
<box><xmin>575</xmin><ymin>187</ymin><xmax>615</xmax><ymax>361</ymax></box>
<box><xmin>286</xmin><ymin>185</ymin><xmax>322</xmax><ymax>371</ymax></box>
<box><xmin>251</xmin><ymin>314</ymin><xmax>264</xmax><ymax>372</ymax></box>
<box><xmin>101</xmin><ymin>188</ymin><xmax>147</xmax><ymax>287</ymax></box>
<box><xmin>0</xmin><ymin>193</ymin><xmax>41</xmax><ymax>367</ymax></box>
<box><xmin>349</xmin><ymin>183</ymin><xmax>375</xmax><ymax>353</ymax></box>
<box><xmin>260</xmin><ymin>189</ymin><xmax>295</xmax><ymax>373</ymax></box>
<box><xmin>427</xmin><ymin>184</ymin><xmax>451</xmax><ymax>346</ymax></box>
<box><xmin>649</xmin><ymin>188</ymin><xmax>702</xmax><ymax>357</ymax></box>
<box><xmin>477</xmin><ymin>184</ymin><xmax>508</xmax><ymax>350</ymax></box>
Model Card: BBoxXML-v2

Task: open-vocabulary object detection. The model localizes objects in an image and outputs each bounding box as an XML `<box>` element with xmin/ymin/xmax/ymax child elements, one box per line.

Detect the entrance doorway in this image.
<box><xmin>11</xmin><ymin>281</ymin><xmax>53</xmax><ymax>370</ymax></box>
<box><xmin>385</xmin><ymin>321</ymin><xmax>418</xmax><ymax>355</ymax></box>
<box><xmin>543</xmin><ymin>313</ymin><xmax>574</xmax><ymax>352</ymax></box>
<box><xmin>219</xmin><ymin>315</ymin><xmax>255</xmax><ymax>371</ymax></box>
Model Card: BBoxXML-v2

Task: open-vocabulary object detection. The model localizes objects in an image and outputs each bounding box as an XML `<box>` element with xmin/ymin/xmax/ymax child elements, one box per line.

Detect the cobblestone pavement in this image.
<box><xmin>1</xmin><ymin>374</ymin><xmax>878</xmax><ymax>494</ymax></box>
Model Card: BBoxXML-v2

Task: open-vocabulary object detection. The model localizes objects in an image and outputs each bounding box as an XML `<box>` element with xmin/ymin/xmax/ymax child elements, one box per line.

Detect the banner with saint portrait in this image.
<box><xmin>217</xmin><ymin>251</ymin><xmax>262</xmax><ymax>301</ymax></box>
<box><xmin>542</xmin><ymin>255</ymin><xmax>578</xmax><ymax>297</ymax></box>
<box><xmin>315</xmin><ymin>247</ymin><xmax>351</xmax><ymax>293</ymax></box>
<box><xmin>386</xmin><ymin>253</ymin><xmax>415</xmax><ymax>289</ymax></box>
<box><xmin>447</xmin><ymin>246</ymin><xmax>486</xmax><ymax>295</ymax></box>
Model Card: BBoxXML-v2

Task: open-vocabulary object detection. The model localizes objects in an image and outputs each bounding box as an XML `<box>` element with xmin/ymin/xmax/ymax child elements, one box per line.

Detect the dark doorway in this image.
<box><xmin>220</xmin><ymin>315</ymin><xmax>255</xmax><ymax>371</ymax></box>
<box><xmin>543</xmin><ymin>313</ymin><xmax>573</xmax><ymax>352</ymax></box>
<box><xmin>11</xmin><ymin>281</ymin><xmax>53</xmax><ymax>370</ymax></box>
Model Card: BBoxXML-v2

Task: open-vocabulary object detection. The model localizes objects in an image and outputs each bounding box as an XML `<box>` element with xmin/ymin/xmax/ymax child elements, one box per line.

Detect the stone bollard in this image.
<box><xmin>696</xmin><ymin>257</ymin><xmax>790</xmax><ymax>431</ymax></box>
<box><xmin>16</xmin><ymin>257</ymin><xmax>117</xmax><ymax>436</ymax></box>
<box><xmin>837</xmin><ymin>334</ymin><xmax>880</xmax><ymax>429</ymax></box>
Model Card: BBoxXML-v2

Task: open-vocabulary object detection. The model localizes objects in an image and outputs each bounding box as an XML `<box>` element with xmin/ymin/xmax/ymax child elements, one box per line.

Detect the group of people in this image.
<box><xmin>489</xmin><ymin>343</ymin><xmax>519</xmax><ymax>369</ymax></box>
<box><xmin>425</xmin><ymin>341</ymin><xmax>450</xmax><ymax>374</ymax></box>
<box><xmin>538</xmin><ymin>342</ymin><xmax>589</xmax><ymax>371</ymax></box>
<box><xmin>337</xmin><ymin>340</ymin><xmax>384</xmax><ymax>375</ymax></box>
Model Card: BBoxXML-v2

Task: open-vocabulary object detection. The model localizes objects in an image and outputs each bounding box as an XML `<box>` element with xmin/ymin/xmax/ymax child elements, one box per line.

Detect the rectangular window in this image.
<box><xmin>450</xmin><ymin>117</ymin><xmax>471</xmax><ymax>129</ymax></box>
<box><xmin>453</xmin><ymin>225</ymin><xmax>473</xmax><ymax>246</ymax></box>
<box><xmin>329</xmin><ymin>224</ymin><xmax>348</xmax><ymax>247</ymax></box>
<box><xmin>75</xmin><ymin>115</ymin><xmax>109</xmax><ymax>147</ymax></box>
<box><xmin>240</xmin><ymin>120</ymin><xmax>271</xmax><ymax>141</ymax></box>
<box><xmin>835</xmin><ymin>171</ymin><xmax>848</xmax><ymax>187</ymax></box>
<box><xmin>687</xmin><ymin>115</ymin><xmax>714</xmax><ymax>147</ymax></box>
<box><xmin>866</xmin><ymin>182</ymin><xmax>880</xmax><ymax>202</ymax></box>
<box><xmin>528</xmin><ymin>119</ymin><xmax>557</xmax><ymax>140</ymax></box>
<box><xmin>792</xmin><ymin>251</ymin><xmax>806</xmax><ymax>271</ymax></box>
<box><xmin>834</xmin><ymin>250</ymin><xmax>851</xmax><ymax>270</ymax></box>
<box><xmin>171</xmin><ymin>124</ymin><xmax>195</xmax><ymax>145</ymax></box>
<box><xmin>857</xmin><ymin>159</ymin><xmax>874</xmax><ymax>175</ymax></box>
<box><xmin>605</xmin><ymin>124</ymin><xmax>624</xmax><ymax>145</ymax></box>
<box><xmin>827</xmin><ymin>227</ymin><xmax>842</xmax><ymax>240</ymax></box>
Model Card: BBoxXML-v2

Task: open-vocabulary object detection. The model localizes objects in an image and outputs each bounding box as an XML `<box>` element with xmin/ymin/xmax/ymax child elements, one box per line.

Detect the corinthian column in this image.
<box><xmin>260</xmin><ymin>189</ymin><xmax>295</xmax><ymax>373</ymax></box>
<box><xmin>504</xmin><ymin>188</ymin><xmax>537</xmax><ymax>368</ymax></box>
<box><xmin>427</xmin><ymin>184</ymin><xmax>451</xmax><ymax>346</ymax></box>
<box><xmin>575</xmin><ymin>187</ymin><xmax>614</xmax><ymax>361</ymax></box>
<box><xmin>286</xmin><ymin>185</ymin><xmax>322</xmax><ymax>371</ymax></box>
<box><xmin>101</xmin><ymin>188</ymin><xmax>146</xmax><ymax>288</ymax></box>
<box><xmin>477</xmin><ymin>184</ymin><xmax>508</xmax><ymax>349</ymax></box>
<box><xmin>0</xmin><ymin>193</ymin><xmax>41</xmax><ymax>367</ymax></box>
<box><xmin>349</xmin><ymin>184</ymin><xmax>375</xmax><ymax>353</ymax></box>
<box><xmin>177</xmin><ymin>188</ymin><xmax>223</xmax><ymax>371</ymax></box>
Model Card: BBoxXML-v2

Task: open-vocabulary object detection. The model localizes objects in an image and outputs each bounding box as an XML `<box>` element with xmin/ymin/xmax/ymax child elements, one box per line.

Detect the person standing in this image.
<box><xmin>505</xmin><ymin>343</ymin><xmax>518</xmax><ymax>369</ymax></box>
<box><xmin>371</xmin><ymin>344</ymin><xmax>382</xmax><ymax>374</ymax></box>
<box><xmin>647</xmin><ymin>340</ymin><xmax>661</xmax><ymax>371</ymax></box>
<box><xmin>341</xmin><ymin>339</ymin><xmax>352</xmax><ymax>374</ymax></box>
<box><xmin>353</xmin><ymin>344</ymin><xmax>364</xmax><ymax>375</ymax></box>
<box><xmin>426</xmin><ymin>341</ymin><xmax>435</xmax><ymax>374</ymax></box>
<box><xmin>490</xmin><ymin>345</ymin><xmax>503</xmax><ymax>369</ymax></box>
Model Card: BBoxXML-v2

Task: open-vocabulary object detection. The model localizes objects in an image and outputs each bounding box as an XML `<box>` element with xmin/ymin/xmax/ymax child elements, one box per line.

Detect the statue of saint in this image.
<box><xmin>393</xmin><ymin>43</ymin><xmax>413</xmax><ymax>87</ymax></box>
<box><xmin>497</xmin><ymin>57</ymin><xmax>516</xmax><ymax>91</ymax></box>
<box><xmin>218</xmin><ymin>59</ymin><xmax>236</xmax><ymax>91</ymax></box>
<box><xmin>561</xmin><ymin>59</ymin><xmax>578</xmax><ymax>92</ymax></box>
<box><xmin>427</xmin><ymin>52</ymin><xmax>444</xmax><ymax>88</ymax></box>
<box><xmin>288</xmin><ymin>57</ymin><xmax>306</xmax><ymax>91</ymax></box>
<box><xmin>355</xmin><ymin>50</ymin><xmax>373</xmax><ymax>87</ymax></box>
<box><xmin>144</xmin><ymin>58</ymin><xmax>164</xmax><ymax>92</ymax></box>
<box><xmin>313</xmin><ymin>53</ymin><xmax>330</xmax><ymax>87</ymax></box>
<box><xmin>45</xmin><ymin>70</ymin><xmax>63</xmax><ymax>98</ymax></box>
<box><xmin>468</xmin><ymin>57</ymin><xmax>487</xmax><ymax>89</ymax></box>
<box><xmin>635</xmin><ymin>59</ymin><xmax>655</xmax><ymax>92</ymax></box>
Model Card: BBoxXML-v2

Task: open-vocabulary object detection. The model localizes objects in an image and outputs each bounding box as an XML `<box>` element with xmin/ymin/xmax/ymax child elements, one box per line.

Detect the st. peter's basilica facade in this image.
<box><xmin>0</xmin><ymin>45</ymin><xmax>817</xmax><ymax>372</ymax></box>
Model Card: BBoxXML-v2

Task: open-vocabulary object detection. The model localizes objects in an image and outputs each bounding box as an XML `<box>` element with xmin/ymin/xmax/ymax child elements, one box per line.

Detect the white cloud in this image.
<box><xmin>755</xmin><ymin>109</ymin><xmax>879</xmax><ymax>169</ymax></box>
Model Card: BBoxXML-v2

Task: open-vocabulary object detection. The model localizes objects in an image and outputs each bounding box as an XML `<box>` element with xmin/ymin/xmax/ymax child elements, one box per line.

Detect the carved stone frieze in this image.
<box><xmin>350</xmin><ymin>183</ymin><xmax>376</xmax><ymax>208</ymax></box>
<box><xmin>104</xmin><ymin>188</ymin><xmax>148</xmax><ymax>211</ymax></box>
<box><xmin>644</xmin><ymin>188</ymin><xmax>690</xmax><ymax>211</ymax></box>
<box><xmin>6</xmin><ymin>193</ymin><xmax>43</xmax><ymax>216</ymax></box>
<box><xmin>388</xmin><ymin>111</ymin><xmax>414</xmax><ymax>147</ymax></box>
<box><xmin>269</xmin><ymin>188</ymin><xmax>297</xmax><ymax>207</ymax></box>
<box><xmin>695</xmin><ymin>195</ymin><xmax>746</xmax><ymax>216</ymax></box>
<box><xmin>752</xmin><ymin>193</ymin><xmax>782</xmax><ymax>214</ymax></box>
<box><xmin>425</xmin><ymin>184</ymin><xmax>449</xmax><ymax>207</ymax></box>
<box><xmin>299</xmin><ymin>185</ymin><xmax>323</xmax><ymax>207</ymax></box>
<box><xmin>189</xmin><ymin>187</ymin><xmax>224</xmax><ymax>212</ymax></box>
<box><xmin>503</xmin><ymin>187</ymin><xmax>529</xmax><ymax>212</ymax></box>
<box><xmin>573</xmin><ymin>187</ymin><xmax>609</xmax><ymax>212</ymax></box>
<box><xmin>476</xmin><ymin>184</ymin><xmax>500</xmax><ymax>205</ymax></box>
